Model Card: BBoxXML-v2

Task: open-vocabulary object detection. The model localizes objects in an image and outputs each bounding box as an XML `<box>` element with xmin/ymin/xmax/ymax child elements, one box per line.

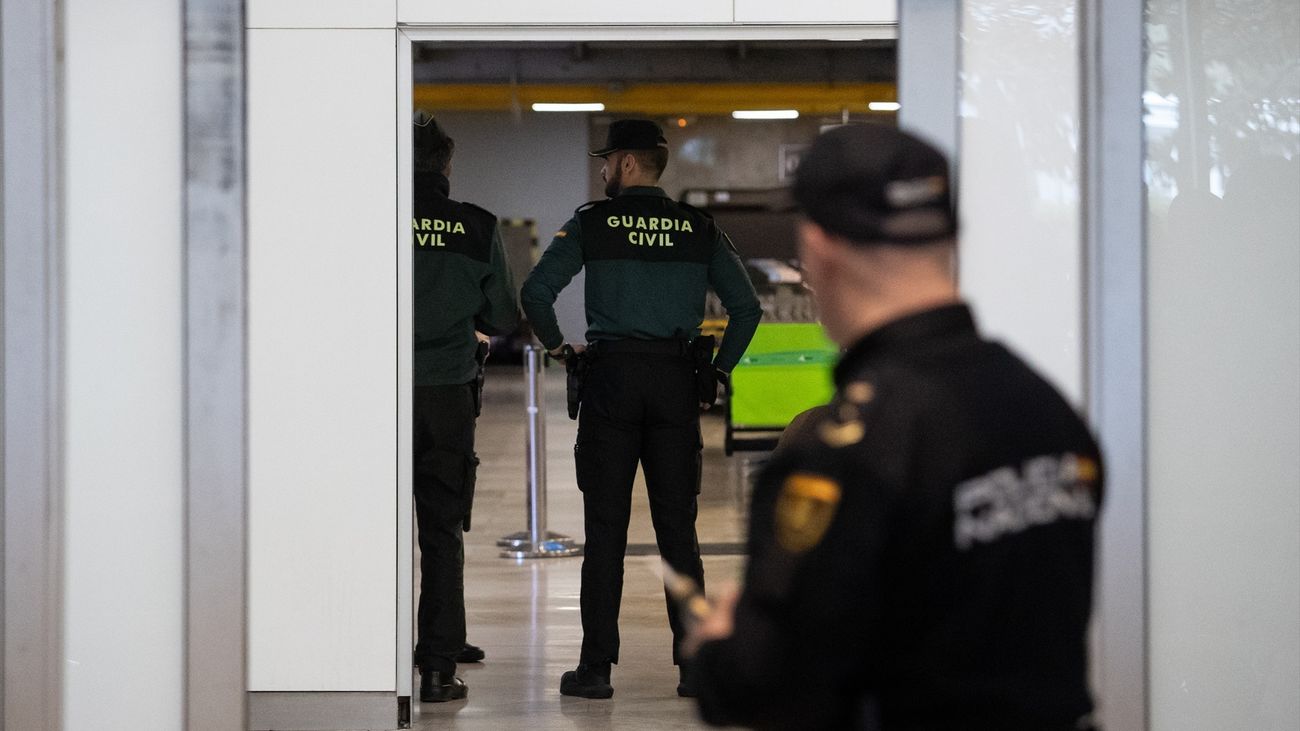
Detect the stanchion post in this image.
<box><xmin>500</xmin><ymin>345</ymin><xmax>580</xmax><ymax>559</ymax></box>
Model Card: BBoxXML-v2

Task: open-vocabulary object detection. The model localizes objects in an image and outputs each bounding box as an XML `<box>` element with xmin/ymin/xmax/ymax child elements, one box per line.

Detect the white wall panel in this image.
<box><xmin>248</xmin><ymin>0</ymin><xmax>394</xmax><ymax>29</ymax></box>
<box><xmin>1145</xmin><ymin>0</ymin><xmax>1300</xmax><ymax>727</ymax></box>
<box><xmin>398</xmin><ymin>0</ymin><xmax>731</xmax><ymax>25</ymax></box>
<box><xmin>62</xmin><ymin>0</ymin><xmax>185</xmax><ymax>728</ymax></box>
<box><xmin>958</xmin><ymin>0</ymin><xmax>1083</xmax><ymax>404</ymax></box>
<box><xmin>248</xmin><ymin>28</ymin><xmax>398</xmax><ymax>691</ymax></box>
<box><xmin>734</xmin><ymin>0</ymin><xmax>896</xmax><ymax>23</ymax></box>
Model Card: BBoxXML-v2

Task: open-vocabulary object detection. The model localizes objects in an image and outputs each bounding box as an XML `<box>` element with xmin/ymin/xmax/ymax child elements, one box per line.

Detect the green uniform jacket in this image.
<box><xmin>413</xmin><ymin>172</ymin><xmax>519</xmax><ymax>386</ymax></box>
<box><xmin>520</xmin><ymin>186</ymin><xmax>761</xmax><ymax>373</ymax></box>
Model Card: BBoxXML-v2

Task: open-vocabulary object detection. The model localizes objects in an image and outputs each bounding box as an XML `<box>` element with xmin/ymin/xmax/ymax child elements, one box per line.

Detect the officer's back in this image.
<box><xmin>520</xmin><ymin>118</ymin><xmax>761</xmax><ymax>701</ymax></box>
<box><xmin>573</xmin><ymin>191</ymin><xmax>718</xmax><ymax>341</ymax></box>
<box><xmin>846</xmin><ymin>316</ymin><xmax>1099</xmax><ymax>728</ymax></box>
<box><xmin>412</xmin><ymin>156</ymin><xmax>515</xmax><ymax>385</ymax></box>
<box><xmin>687</xmin><ymin>123</ymin><xmax>1102</xmax><ymax>731</ymax></box>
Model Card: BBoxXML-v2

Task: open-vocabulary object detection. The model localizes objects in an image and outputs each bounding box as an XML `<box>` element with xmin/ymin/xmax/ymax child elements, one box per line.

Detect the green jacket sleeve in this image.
<box><xmin>709</xmin><ymin>231</ymin><xmax>762</xmax><ymax>372</ymax></box>
<box><xmin>520</xmin><ymin>217</ymin><xmax>584</xmax><ymax>351</ymax></box>
<box><xmin>475</xmin><ymin>223</ymin><xmax>520</xmax><ymax>336</ymax></box>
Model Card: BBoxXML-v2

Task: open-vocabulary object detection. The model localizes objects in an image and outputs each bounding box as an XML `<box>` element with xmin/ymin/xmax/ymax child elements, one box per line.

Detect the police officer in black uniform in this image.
<box><xmin>520</xmin><ymin>119</ymin><xmax>762</xmax><ymax>699</ymax></box>
<box><xmin>411</xmin><ymin>112</ymin><xmax>518</xmax><ymax>703</ymax></box>
<box><xmin>686</xmin><ymin>124</ymin><xmax>1104</xmax><ymax>730</ymax></box>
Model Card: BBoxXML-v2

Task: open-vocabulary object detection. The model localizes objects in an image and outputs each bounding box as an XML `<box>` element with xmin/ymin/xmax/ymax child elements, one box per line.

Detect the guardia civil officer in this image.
<box><xmin>520</xmin><ymin>119</ymin><xmax>762</xmax><ymax>699</ymax></box>
<box><xmin>411</xmin><ymin>111</ymin><xmax>518</xmax><ymax>703</ymax></box>
<box><xmin>686</xmin><ymin>124</ymin><xmax>1104</xmax><ymax>730</ymax></box>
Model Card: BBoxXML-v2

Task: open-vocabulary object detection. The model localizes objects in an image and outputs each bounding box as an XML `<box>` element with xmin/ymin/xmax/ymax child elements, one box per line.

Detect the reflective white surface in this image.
<box><xmin>62</xmin><ymin>0</ymin><xmax>185</xmax><ymax>727</ymax></box>
<box><xmin>247</xmin><ymin>0</ymin><xmax>394</xmax><ymax>28</ymax></box>
<box><xmin>247</xmin><ymin>29</ymin><xmax>399</xmax><ymax>691</ymax></box>
<box><xmin>1145</xmin><ymin>1</ymin><xmax>1300</xmax><ymax>727</ymax></box>
<box><xmin>398</xmin><ymin>0</ymin><xmax>733</xmax><ymax>24</ymax></box>
<box><xmin>958</xmin><ymin>0</ymin><xmax>1083</xmax><ymax>404</ymax></box>
<box><xmin>733</xmin><ymin>0</ymin><xmax>896</xmax><ymax>23</ymax></box>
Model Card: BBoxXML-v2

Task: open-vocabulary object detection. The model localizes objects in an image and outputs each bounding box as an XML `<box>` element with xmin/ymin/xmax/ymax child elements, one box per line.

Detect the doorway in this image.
<box><xmin>398</xmin><ymin>28</ymin><xmax>897</xmax><ymax>726</ymax></box>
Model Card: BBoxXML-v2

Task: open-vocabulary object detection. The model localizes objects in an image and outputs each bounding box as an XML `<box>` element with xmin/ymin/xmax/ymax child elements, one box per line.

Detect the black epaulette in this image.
<box><xmin>460</xmin><ymin>200</ymin><xmax>498</xmax><ymax>220</ymax></box>
<box><xmin>721</xmin><ymin>231</ymin><xmax>742</xmax><ymax>255</ymax></box>
<box><xmin>676</xmin><ymin>200</ymin><xmax>735</xmax><ymax>252</ymax></box>
<box><xmin>575</xmin><ymin>199</ymin><xmax>609</xmax><ymax>215</ymax></box>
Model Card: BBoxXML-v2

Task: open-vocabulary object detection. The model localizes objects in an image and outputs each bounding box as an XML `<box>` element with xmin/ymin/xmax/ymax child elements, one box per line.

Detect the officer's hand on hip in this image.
<box><xmin>699</xmin><ymin>369</ymin><xmax>729</xmax><ymax>412</ymax></box>
<box><xmin>548</xmin><ymin>343</ymin><xmax>586</xmax><ymax>360</ymax></box>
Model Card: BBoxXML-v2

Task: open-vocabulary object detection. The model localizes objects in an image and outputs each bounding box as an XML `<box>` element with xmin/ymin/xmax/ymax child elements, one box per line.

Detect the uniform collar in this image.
<box><xmin>415</xmin><ymin>171</ymin><xmax>451</xmax><ymax>198</ymax></box>
<box><xmin>616</xmin><ymin>185</ymin><xmax>668</xmax><ymax>198</ymax></box>
<box><xmin>833</xmin><ymin>303</ymin><xmax>977</xmax><ymax>387</ymax></box>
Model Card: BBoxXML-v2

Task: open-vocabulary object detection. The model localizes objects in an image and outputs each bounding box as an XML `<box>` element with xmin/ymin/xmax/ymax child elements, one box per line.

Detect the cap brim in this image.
<box><xmin>588</xmin><ymin>147</ymin><xmax>617</xmax><ymax>157</ymax></box>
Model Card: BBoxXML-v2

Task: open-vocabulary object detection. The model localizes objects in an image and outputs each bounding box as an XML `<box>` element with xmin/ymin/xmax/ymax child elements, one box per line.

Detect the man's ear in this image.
<box><xmin>796</xmin><ymin>220</ymin><xmax>834</xmax><ymax>288</ymax></box>
<box><xmin>621</xmin><ymin>152</ymin><xmax>637</xmax><ymax>175</ymax></box>
<box><xmin>797</xmin><ymin>220</ymin><xmax>836</xmax><ymax>263</ymax></box>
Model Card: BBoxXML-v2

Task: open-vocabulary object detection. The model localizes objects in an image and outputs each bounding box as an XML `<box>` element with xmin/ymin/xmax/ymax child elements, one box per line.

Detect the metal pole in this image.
<box><xmin>526</xmin><ymin>345</ymin><xmax>547</xmax><ymax>547</ymax></box>
<box><xmin>500</xmin><ymin>345</ymin><xmax>579</xmax><ymax>559</ymax></box>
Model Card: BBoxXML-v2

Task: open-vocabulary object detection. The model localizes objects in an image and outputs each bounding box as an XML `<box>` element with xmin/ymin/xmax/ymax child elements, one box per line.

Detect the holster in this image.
<box><xmin>563</xmin><ymin>345</ymin><xmax>588</xmax><ymax>421</ymax></box>
<box><xmin>472</xmin><ymin>340</ymin><xmax>489</xmax><ymax>418</ymax></box>
<box><xmin>464</xmin><ymin>341</ymin><xmax>489</xmax><ymax>532</ymax></box>
<box><xmin>691</xmin><ymin>335</ymin><xmax>719</xmax><ymax>408</ymax></box>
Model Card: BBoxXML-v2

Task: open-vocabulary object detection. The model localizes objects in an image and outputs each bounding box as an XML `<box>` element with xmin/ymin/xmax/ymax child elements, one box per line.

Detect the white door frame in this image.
<box><xmin>394</xmin><ymin>20</ymin><xmax>898</xmax><ymax>704</ymax></box>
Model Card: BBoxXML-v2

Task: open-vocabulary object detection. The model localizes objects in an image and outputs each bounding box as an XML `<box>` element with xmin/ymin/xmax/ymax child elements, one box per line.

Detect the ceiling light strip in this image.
<box><xmin>532</xmin><ymin>102</ymin><xmax>606</xmax><ymax>112</ymax></box>
<box><xmin>731</xmin><ymin>109</ymin><xmax>799</xmax><ymax>120</ymax></box>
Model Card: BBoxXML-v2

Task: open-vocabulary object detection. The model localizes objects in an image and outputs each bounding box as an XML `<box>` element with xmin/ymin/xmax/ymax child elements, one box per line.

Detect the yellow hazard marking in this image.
<box><xmin>775</xmin><ymin>473</ymin><xmax>842</xmax><ymax>554</ymax></box>
<box><xmin>818</xmin><ymin>419</ymin><xmax>864</xmax><ymax>448</ymax></box>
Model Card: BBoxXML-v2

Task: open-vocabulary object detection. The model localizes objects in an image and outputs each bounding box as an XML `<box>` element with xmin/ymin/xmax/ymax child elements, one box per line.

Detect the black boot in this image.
<box><xmin>676</xmin><ymin>662</ymin><xmax>698</xmax><ymax>698</ymax></box>
<box><xmin>456</xmin><ymin>642</ymin><xmax>485</xmax><ymax>663</ymax></box>
<box><xmin>420</xmin><ymin>670</ymin><xmax>468</xmax><ymax>703</ymax></box>
<box><xmin>559</xmin><ymin>663</ymin><xmax>613</xmax><ymax>699</ymax></box>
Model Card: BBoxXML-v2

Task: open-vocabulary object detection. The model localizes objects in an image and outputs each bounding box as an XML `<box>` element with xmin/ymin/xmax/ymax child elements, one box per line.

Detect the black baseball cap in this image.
<box><xmin>412</xmin><ymin>109</ymin><xmax>452</xmax><ymax>146</ymax></box>
<box><xmin>589</xmin><ymin>119</ymin><xmax>669</xmax><ymax>157</ymax></box>
<box><xmin>793</xmin><ymin>123</ymin><xmax>957</xmax><ymax>245</ymax></box>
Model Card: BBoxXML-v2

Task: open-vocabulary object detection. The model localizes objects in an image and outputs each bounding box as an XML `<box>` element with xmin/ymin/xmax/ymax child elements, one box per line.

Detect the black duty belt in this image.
<box><xmin>589</xmin><ymin>338</ymin><xmax>691</xmax><ymax>356</ymax></box>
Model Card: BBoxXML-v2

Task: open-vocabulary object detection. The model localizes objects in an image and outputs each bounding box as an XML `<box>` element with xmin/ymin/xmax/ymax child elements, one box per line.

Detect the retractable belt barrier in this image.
<box><xmin>498</xmin><ymin>344</ymin><xmax>581</xmax><ymax>559</ymax></box>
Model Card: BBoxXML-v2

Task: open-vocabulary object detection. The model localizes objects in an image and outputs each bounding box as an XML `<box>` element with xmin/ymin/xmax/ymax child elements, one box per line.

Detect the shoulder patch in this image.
<box><xmin>775</xmin><ymin>473</ymin><xmax>842</xmax><ymax>554</ymax></box>
<box><xmin>553</xmin><ymin>230</ymin><xmax>568</xmax><ymax>238</ymax></box>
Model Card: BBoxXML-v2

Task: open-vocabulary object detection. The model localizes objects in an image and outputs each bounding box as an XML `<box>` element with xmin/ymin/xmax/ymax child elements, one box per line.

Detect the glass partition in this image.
<box><xmin>1145</xmin><ymin>1</ymin><xmax>1300</xmax><ymax>727</ymax></box>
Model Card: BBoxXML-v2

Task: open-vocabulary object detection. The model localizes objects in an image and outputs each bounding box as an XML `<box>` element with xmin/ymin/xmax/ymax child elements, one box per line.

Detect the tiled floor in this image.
<box><xmin>411</xmin><ymin>364</ymin><xmax>763</xmax><ymax>730</ymax></box>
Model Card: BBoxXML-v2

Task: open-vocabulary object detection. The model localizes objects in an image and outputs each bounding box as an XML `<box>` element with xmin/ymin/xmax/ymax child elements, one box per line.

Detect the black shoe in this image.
<box><xmin>559</xmin><ymin>663</ymin><xmax>613</xmax><ymax>699</ymax></box>
<box><xmin>420</xmin><ymin>671</ymin><xmax>468</xmax><ymax>703</ymax></box>
<box><xmin>676</xmin><ymin>663</ymin><xmax>698</xmax><ymax>698</ymax></box>
<box><xmin>456</xmin><ymin>642</ymin><xmax>486</xmax><ymax>663</ymax></box>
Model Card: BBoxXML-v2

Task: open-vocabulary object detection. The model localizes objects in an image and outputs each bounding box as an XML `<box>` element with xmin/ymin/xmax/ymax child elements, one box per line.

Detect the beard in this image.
<box><xmin>603</xmin><ymin>161</ymin><xmax>624</xmax><ymax>198</ymax></box>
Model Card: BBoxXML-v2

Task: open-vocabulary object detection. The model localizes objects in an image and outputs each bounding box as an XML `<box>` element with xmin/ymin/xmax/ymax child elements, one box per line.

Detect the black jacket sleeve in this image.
<box><xmin>694</xmin><ymin>416</ymin><xmax>892</xmax><ymax>729</ymax></box>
